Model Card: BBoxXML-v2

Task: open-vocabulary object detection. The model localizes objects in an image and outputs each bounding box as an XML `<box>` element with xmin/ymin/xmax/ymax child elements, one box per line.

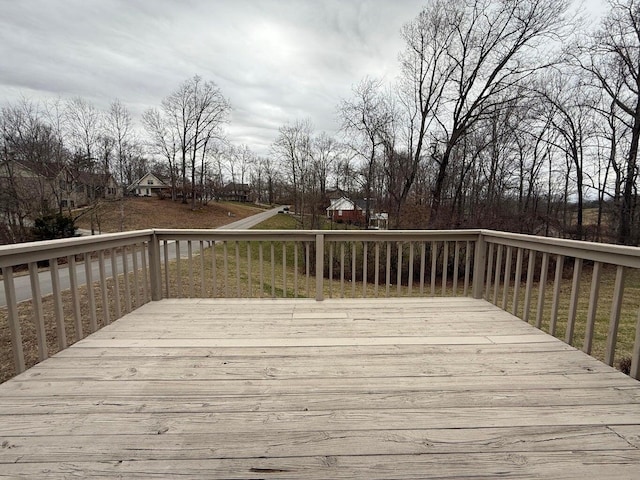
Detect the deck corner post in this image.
<box><xmin>631</xmin><ymin>308</ymin><xmax>640</xmax><ymax>380</ymax></box>
<box><xmin>148</xmin><ymin>232</ymin><xmax>162</xmax><ymax>301</ymax></box>
<box><xmin>315</xmin><ymin>233</ymin><xmax>325</xmax><ymax>301</ymax></box>
<box><xmin>472</xmin><ymin>233</ymin><xmax>486</xmax><ymax>300</ymax></box>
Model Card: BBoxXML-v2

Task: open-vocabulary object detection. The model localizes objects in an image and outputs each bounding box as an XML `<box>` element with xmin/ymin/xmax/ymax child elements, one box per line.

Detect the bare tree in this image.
<box><xmin>142</xmin><ymin>108</ymin><xmax>179</xmax><ymax>200</ymax></box>
<box><xmin>578</xmin><ymin>0</ymin><xmax>640</xmax><ymax>244</ymax></box>
<box><xmin>105</xmin><ymin>99</ymin><xmax>133</xmax><ymax>191</ymax></box>
<box><xmin>272</xmin><ymin>119</ymin><xmax>313</xmax><ymax>224</ymax></box>
<box><xmin>160</xmin><ymin>76</ymin><xmax>230</xmax><ymax>208</ymax></box>
<box><xmin>400</xmin><ymin>0</ymin><xmax>572</xmax><ymax>225</ymax></box>
<box><xmin>339</xmin><ymin>77</ymin><xmax>393</xmax><ymax>226</ymax></box>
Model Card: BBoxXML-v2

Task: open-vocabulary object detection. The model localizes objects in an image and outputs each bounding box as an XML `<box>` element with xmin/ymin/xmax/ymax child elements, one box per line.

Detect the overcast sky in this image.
<box><xmin>0</xmin><ymin>0</ymin><xmax>607</xmax><ymax>158</ymax></box>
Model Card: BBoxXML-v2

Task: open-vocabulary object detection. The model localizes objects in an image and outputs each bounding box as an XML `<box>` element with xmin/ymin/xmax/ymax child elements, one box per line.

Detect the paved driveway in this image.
<box><xmin>0</xmin><ymin>207</ymin><xmax>282</xmax><ymax>307</ymax></box>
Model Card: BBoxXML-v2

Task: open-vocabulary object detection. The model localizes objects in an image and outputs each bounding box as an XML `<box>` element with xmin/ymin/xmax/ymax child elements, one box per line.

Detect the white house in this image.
<box><xmin>128</xmin><ymin>173</ymin><xmax>168</xmax><ymax>197</ymax></box>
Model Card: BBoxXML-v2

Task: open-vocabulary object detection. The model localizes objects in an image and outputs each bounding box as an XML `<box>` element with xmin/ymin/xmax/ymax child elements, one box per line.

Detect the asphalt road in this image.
<box><xmin>0</xmin><ymin>206</ymin><xmax>282</xmax><ymax>307</ymax></box>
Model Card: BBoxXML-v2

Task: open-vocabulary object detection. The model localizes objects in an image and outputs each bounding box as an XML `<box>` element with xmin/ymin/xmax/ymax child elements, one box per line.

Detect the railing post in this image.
<box><xmin>2</xmin><ymin>266</ymin><xmax>25</xmax><ymax>374</ymax></box>
<box><xmin>472</xmin><ymin>233</ymin><xmax>486</xmax><ymax>300</ymax></box>
<box><xmin>315</xmin><ymin>233</ymin><xmax>325</xmax><ymax>301</ymax></box>
<box><xmin>148</xmin><ymin>232</ymin><xmax>162</xmax><ymax>301</ymax></box>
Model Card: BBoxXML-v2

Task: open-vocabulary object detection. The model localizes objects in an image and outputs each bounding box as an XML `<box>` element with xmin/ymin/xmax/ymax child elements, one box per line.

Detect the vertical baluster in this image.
<box><xmin>535</xmin><ymin>252</ymin><xmax>549</xmax><ymax>329</ymax></box>
<box><xmin>258</xmin><ymin>242</ymin><xmax>263</xmax><ymax>298</ymax></box>
<box><xmin>522</xmin><ymin>250</ymin><xmax>536</xmax><ymax>323</ymax></box>
<box><xmin>385</xmin><ymin>242</ymin><xmax>391</xmax><ymax>297</ymax></box>
<box><xmin>236</xmin><ymin>241</ymin><xmax>241</xmax><ymax>298</ymax></box>
<box><xmin>492</xmin><ymin>245</ymin><xmax>503</xmax><ymax>305</ymax></box>
<box><xmin>83</xmin><ymin>253</ymin><xmax>97</xmax><ymax>333</ymax></box>
<box><xmin>442</xmin><ymin>242</ymin><xmax>449</xmax><ymax>296</ymax></box>
<box><xmin>363</xmin><ymin>242</ymin><xmax>368</xmax><ymax>297</ymax></box>
<box><xmin>270</xmin><ymin>242</ymin><xmax>276</xmax><ymax>298</ymax></box>
<box><xmin>565</xmin><ymin>258</ymin><xmax>583</xmax><ymax>345</ymax></box>
<box><xmin>98</xmin><ymin>251</ymin><xmax>110</xmax><ymax>325</ymax></box>
<box><xmin>374</xmin><ymin>242</ymin><xmax>380</xmax><ymax>297</ymax></box>
<box><xmin>163</xmin><ymin>241</ymin><xmax>169</xmax><ymax>298</ymax></box>
<box><xmin>187</xmin><ymin>241</ymin><xmax>194</xmax><ymax>298</ymax></box>
<box><xmin>605</xmin><ymin>265</ymin><xmax>625</xmax><ymax>366</ymax></box>
<box><xmin>50</xmin><ymin>259</ymin><xmax>66</xmax><ymax>349</ymax></box>
<box><xmin>502</xmin><ymin>247</ymin><xmax>513</xmax><ymax>310</ymax></box>
<box><xmin>453</xmin><ymin>242</ymin><xmax>460</xmax><ymax>297</ymax></box>
<box><xmin>28</xmin><ymin>262</ymin><xmax>47</xmax><ymax>360</ymax></box>
<box><xmin>420</xmin><ymin>242</ymin><xmax>426</xmax><ymax>295</ymax></box>
<box><xmin>282</xmin><ymin>242</ymin><xmax>287</xmax><ymax>298</ymax></box>
<box><xmin>408</xmin><ymin>242</ymin><xmax>414</xmax><ymax>295</ymax></box>
<box><xmin>223</xmin><ymin>241</ymin><xmax>229</xmax><ymax>297</ymax></box>
<box><xmin>329</xmin><ymin>242</ymin><xmax>334</xmax><ymax>298</ymax></box>
<box><xmin>68</xmin><ymin>255</ymin><xmax>83</xmax><ymax>340</ymax></box>
<box><xmin>583</xmin><ymin>261</ymin><xmax>602</xmax><ymax>355</ymax></box>
<box><xmin>200</xmin><ymin>241</ymin><xmax>206</xmax><ymax>297</ymax></box>
<box><xmin>464</xmin><ymin>241</ymin><xmax>471</xmax><ymax>297</ymax></box>
<box><xmin>132</xmin><ymin>244</ymin><xmax>141</xmax><ymax>306</ymax></box>
<box><xmin>305</xmin><ymin>242</ymin><xmax>310</xmax><ymax>298</ymax></box>
<box><xmin>212</xmin><ymin>241</ymin><xmax>218</xmax><ymax>298</ymax></box>
<box><xmin>485</xmin><ymin>243</ymin><xmax>494</xmax><ymax>302</ymax></box>
<box><xmin>397</xmin><ymin>242</ymin><xmax>403</xmax><ymax>295</ymax></box>
<box><xmin>352</xmin><ymin>242</ymin><xmax>357</xmax><ymax>298</ymax></box>
<box><xmin>294</xmin><ymin>242</ymin><xmax>298</xmax><ymax>298</ymax></box>
<box><xmin>248</xmin><ymin>242</ymin><xmax>253</xmax><ymax>298</ymax></box>
<box><xmin>512</xmin><ymin>248</ymin><xmax>523</xmax><ymax>316</ymax></box>
<box><xmin>141</xmin><ymin>243</ymin><xmax>148</xmax><ymax>302</ymax></box>
<box><xmin>430</xmin><ymin>242</ymin><xmax>437</xmax><ymax>296</ymax></box>
<box><xmin>340</xmin><ymin>242</ymin><xmax>345</xmax><ymax>298</ymax></box>
<box><xmin>175</xmin><ymin>241</ymin><xmax>182</xmax><ymax>298</ymax></box>
<box><xmin>549</xmin><ymin>255</ymin><xmax>564</xmax><ymax>336</ymax></box>
<box><xmin>2</xmin><ymin>267</ymin><xmax>25</xmax><ymax>373</ymax></box>
<box><xmin>111</xmin><ymin>248</ymin><xmax>122</xmax><ymax>317</ymax></box>
<box><xmin>631</xmin><ymin>311</ymin><xmax>640</xmax><ymax>380</ymax></box>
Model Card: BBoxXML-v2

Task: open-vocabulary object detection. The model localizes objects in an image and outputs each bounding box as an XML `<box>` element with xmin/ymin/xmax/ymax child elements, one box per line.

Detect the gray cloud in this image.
<box><xmin>0</xmin><ymin>0</ymin><xmax>604</xmax><ymax>157</ymax></box>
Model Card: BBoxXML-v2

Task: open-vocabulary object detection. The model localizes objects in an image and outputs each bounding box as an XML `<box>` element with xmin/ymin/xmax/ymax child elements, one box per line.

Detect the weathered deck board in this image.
<box><xmin>1</xmin><ymin>297</ymin><xmax>640</xmax><ymax>479</ymax></box>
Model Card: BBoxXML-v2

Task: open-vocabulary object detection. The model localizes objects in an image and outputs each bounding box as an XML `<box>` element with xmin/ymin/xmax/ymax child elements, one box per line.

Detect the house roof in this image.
<box><xmin>128</xmin><ymin>172</ymin><xmax>168</xmax><ymax>189</ymax></box>
<box><xmin>326</xmin><ymin>196</ymin><xmax>361</xmax><ymax>212</ymax></box>
<box><xmin>222</xmin><ymin>182</ymin><xmax>250</xmax><ymax>192</ymax></box>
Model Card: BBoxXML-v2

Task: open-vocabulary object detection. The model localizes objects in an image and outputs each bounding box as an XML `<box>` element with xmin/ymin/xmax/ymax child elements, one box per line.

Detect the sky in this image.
<box><xmin>0</xmin><ymin>0</ymin><xmax>608</xmax><ymax>158</ymax></box>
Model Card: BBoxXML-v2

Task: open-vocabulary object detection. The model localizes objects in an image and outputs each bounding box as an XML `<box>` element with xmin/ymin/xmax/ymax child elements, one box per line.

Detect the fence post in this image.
<box><xmin>472</xmin><ymin>233</ymin><xmax>486</xmax><ymax>300</ymax></box>
<box><xmin>148</xmin><ymin>232</ymin><xmax>162</xmax><ymax>301</ymax></box>
<box><xmin>315</xmin><ymin>233</ymin><xmax>325</xmax><ymax>301</ymax></box>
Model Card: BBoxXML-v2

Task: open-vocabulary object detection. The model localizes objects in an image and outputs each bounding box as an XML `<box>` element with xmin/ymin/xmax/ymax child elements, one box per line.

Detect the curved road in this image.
<box><xmin>1</xmin><ymin>206</ymin><xmax>283</xmax><ymax>307</ymax></box>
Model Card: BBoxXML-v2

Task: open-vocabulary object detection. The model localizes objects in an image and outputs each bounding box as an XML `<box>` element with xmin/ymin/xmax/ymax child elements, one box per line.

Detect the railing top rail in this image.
<box><xmin>0</xmin><ymin>230</ymin><xmax>154</xmax><ymax>268</ymax></box>
<box><xmin>481</xmin><ymin>230</ymin><xmax>640</xmax><ymax>268</ymax></box>
<box><xmin>154</xmin><ymin>228</ymin><xmax>483</xmax><ymax>240</ymax></box>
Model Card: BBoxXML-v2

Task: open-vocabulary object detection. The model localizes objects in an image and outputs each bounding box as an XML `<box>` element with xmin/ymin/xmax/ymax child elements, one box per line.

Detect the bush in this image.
<box><xmin>31</xmin><ymin>214</ymin><xmax>78</xmax><ymax>241</ymax></box>
<box><xmin>617</xmin><ymin>356</ymin><xmax>632</xmax><ymax>376</ymax></box>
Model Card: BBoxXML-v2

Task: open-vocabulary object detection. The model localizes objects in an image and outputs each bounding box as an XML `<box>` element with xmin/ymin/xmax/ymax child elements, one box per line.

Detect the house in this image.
<box><xmin>0</xmin><ymin>160</ymin><xmax>119</xmax><ymax>211</ymax></box>
<box><xmin>220</xmin><ymin>182</ymin><xmax>251</xmax><ymax>202</ymax></box>
<box><xmin>128</xmin><ymin>173</ymin><xmax>169</xmax><ymax>197</ymax></box>
<box><xmin>326</xmin><ymin>196</ymin><xmax>366</xmax><ymax>224</ymax></box>
<box><xmin>71</xmin><ymin>171</ymin><xmax>119</xmax><ymax>207</ymax></box>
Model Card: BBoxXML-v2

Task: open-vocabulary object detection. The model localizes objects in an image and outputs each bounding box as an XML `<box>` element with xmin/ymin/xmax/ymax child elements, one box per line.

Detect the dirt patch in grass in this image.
<box><xmin>75</xmin><ymin>198</ymin><xmax>264</xmax><ymax>233</ymax></box>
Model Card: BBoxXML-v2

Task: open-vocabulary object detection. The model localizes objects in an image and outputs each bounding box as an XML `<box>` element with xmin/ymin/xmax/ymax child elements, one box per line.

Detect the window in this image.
<box><xmin>338</xmin><ymin>210</ymin><xmax>343</xmax><ymax>216</ymax></box>
<box><xmin>60</xmin><ymin>199</ymin><xmax>68</xmax><ymax>208</ymax></box>
<box><xmin>75</xmin><ymin>185</ymin><xmax>84</xmax><ymax>193</ymax></box>
<box><xmin>146</xmin><ymin>188</ymin><xmax>150</xmax><ymax>195</ymax></box>
<box><xmin>147</xmin><ymin>179</ymin><xmax>154</xmax><ymax>185</ymax></box>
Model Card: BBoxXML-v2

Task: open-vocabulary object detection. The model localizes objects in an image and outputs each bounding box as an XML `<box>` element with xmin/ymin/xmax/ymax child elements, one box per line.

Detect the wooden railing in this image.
<box><xmin>1</xmin><ymin>229</ymin><xmax>639</xmax><ymax>381</ymax></box>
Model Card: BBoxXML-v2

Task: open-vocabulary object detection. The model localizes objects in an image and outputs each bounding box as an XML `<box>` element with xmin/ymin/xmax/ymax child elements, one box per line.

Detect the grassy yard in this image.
<box><xmin>75</xmin><ymin>197</ymin><xmax>265</xmax><ymax>232</ymax></box>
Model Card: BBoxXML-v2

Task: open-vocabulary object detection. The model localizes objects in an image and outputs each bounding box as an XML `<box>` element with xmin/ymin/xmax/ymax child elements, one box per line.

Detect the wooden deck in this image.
<box><xmin>1</xmin><ymin>297</ymin><xmax>640</xmax><ymax>478</ymax></box>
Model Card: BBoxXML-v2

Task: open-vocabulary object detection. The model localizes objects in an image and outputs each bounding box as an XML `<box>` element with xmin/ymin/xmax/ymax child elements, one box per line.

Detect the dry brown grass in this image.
<box><xmin>0</xmin><ymin>270</ymin><xmax>147</xmax><ymax>383</ymax></box>
<box><xmin>75</xmin><ymin>197</ymin><xmax>264</xmax><ymax>232</ymax></box>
